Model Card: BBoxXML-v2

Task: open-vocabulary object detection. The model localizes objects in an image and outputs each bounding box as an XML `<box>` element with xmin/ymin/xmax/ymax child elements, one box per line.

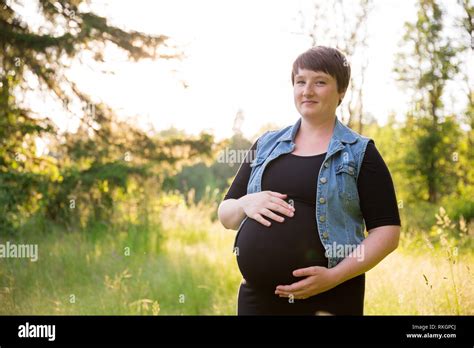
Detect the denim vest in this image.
<box><xmin>244</xmin><ymin>117</ymin><xmax>373</xmax><ymax>268</ymax></box>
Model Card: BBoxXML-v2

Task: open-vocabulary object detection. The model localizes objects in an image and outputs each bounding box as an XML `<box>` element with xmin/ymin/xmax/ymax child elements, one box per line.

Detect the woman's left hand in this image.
<box><xmin>274</xmin><ymin>266</ymin><xmax>341</xmax><ymax>300</ymax></box>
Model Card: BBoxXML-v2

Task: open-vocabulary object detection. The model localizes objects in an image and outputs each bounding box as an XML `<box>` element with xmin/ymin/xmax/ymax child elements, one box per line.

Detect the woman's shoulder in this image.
<box><xmin>361</xmin><ymin>141</ymin><xmax>389</xmax><ymax>170</ymax></box>
<box><xmin>257</xmin><ymin>124</ymin><xmax>294</xmax><ymax>145</ymax></box>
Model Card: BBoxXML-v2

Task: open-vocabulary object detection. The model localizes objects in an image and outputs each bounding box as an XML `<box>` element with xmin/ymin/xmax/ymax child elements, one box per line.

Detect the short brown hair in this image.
<box><xmin>291</xmin><ymin>46</ymin><xmax>351</xmax><ymax>105</ymax></box>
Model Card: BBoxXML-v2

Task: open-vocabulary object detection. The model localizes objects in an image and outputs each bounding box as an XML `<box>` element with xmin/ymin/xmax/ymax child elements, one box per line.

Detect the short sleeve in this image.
<box><xmin>223</xmin><ymin>140</ymin><xmax>258</xmax><ymax>200</ymax></box>
<box><xmin>357</xmin><ymin>142</ymin><xmax>401</xmax><ymax>230</ymax></box>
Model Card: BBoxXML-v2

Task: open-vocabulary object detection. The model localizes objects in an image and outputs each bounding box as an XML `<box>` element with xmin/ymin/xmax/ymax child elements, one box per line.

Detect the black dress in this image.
<box><xmin>224</xmin><ymin>141</ymin><xmax>401</xmax><ymax>315</ymax></box>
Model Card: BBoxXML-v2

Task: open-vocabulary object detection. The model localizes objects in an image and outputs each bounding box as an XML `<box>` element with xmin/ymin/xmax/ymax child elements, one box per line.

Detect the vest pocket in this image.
<box><xmin>335</xmin><ymin>164</ymin><xmax>358</xmax><ymax>200</ymax></box>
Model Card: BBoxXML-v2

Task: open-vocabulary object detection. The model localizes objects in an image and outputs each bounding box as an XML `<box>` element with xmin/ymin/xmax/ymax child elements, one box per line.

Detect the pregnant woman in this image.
<box><xmin>218</xmin><ymin>46</ymin><xmax>401</xmax><ymax>315</ymax></box>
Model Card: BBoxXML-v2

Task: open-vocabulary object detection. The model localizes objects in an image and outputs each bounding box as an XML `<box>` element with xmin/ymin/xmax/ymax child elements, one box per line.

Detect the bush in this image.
<box><xmin>442</xmin><ymin>195</ymin><xmax>474</xmax><ymax>224</ymax></box>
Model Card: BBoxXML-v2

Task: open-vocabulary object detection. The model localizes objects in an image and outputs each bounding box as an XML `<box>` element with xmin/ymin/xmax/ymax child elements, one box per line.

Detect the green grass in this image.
<box><xmin>0</xmin><ymin>198</ymin><xmax>472</xmax><ymax>315</ymax></box>
<box><xmin>0</xmin><ymin>200</ymin><xmax>241</xmax><ymax>315</ymax></box>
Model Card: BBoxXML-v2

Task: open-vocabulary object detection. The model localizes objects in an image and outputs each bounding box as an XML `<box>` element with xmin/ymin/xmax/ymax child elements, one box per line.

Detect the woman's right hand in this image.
<box><xmin>238</xmin><ymin>191</ymin><xmax>295</xmax><ymax>227</ymax></box>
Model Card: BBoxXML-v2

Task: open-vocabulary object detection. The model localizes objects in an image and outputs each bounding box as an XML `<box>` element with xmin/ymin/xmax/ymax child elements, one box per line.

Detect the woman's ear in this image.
<box><xmin>338</xmin><ymin>91</ymin><xmax>346</xmax><ymax>106</ymax></box>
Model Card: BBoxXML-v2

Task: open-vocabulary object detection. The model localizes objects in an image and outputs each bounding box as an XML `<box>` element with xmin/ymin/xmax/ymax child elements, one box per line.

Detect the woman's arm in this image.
<box><xmin>217</xmin><ymin>198</ymin><xmax>246</xmax><ymax>230</ymax></box>
<box><xmin>274</xmin><ymin>225</ymin><xmax>400</xmax><ymax>299</ymax></box>
<box><xmin>218</xmin><ymin>141</ymin><xmax>256</xmax><ymax>230</ymax></box>
<box><xmin>219</xmin><ymin>192</ymin><xmax>295</xmax><ymax>230</ymax></box>
<box><xmin>329</xmin><ymin>141</ymin><xmax>401</xmax><ymax>281</ymax></box>
<box><xmin>330</xmin><ymin>141</ymin><xmax>401</xmax><ymax>282</ymax></box>
<box><xmin>331</xmin><ymin>225</ymin><xmax>400</xmax><ymax>284</ymax></box>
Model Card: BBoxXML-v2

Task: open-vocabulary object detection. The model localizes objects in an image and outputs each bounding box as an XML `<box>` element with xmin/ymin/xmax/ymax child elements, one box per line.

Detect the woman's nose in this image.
<box><xmin>303</xmin><ymin>88</ymin><xmax>314</xmax><ymax>97</ymax></box>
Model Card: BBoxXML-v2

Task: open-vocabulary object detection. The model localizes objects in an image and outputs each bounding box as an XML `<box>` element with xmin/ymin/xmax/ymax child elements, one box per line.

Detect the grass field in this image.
<box><xmin>0</xmin><ymin>199</ymin><xmax>472</xmax><ymax>315</ymax></box>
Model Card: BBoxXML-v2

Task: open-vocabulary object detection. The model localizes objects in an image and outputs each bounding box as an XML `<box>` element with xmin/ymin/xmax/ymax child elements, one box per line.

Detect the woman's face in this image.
<box><xmin>293</xmin><ymin>68</ymin><xmax>344</xmax><ymax>120</ymax></box>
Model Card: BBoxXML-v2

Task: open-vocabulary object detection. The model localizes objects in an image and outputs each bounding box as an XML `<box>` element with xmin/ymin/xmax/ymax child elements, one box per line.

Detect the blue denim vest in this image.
<box><xmin>244</xmin><ymin>117</ymin><xmax>373</xmax><ymax>268</ymax></box>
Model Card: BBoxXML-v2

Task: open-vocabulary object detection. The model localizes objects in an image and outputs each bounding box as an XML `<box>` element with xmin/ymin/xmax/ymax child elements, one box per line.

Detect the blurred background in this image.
<box><xmin>0</xmin><ymin>0</ymin><xmax>472</xmax><ymax>315</ymax></box>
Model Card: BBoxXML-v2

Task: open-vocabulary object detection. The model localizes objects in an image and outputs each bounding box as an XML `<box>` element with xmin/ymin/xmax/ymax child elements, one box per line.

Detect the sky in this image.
<box><xmin>16</xmin><ymin>0</ymin><xmax>472</xmax><ymax>141</ymax></box>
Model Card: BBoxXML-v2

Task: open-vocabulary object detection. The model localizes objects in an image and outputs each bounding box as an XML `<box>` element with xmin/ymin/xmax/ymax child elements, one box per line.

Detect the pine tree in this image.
<box><xmin>0</xmin><ymin>1</ymin><xmax>213</xmax><ymax>233</ymax></box>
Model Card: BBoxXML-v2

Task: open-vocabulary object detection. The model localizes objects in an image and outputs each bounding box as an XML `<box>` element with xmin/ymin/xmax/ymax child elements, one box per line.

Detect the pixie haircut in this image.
<box><xmin>291</xmin><ymin>46</ymin><xmax>351</xmax><ymax>105</ymax></box>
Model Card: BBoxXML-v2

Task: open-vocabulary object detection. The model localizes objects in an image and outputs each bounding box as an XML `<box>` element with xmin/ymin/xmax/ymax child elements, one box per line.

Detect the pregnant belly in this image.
<box><xmin>234</xmin><ymin>201</ymin><xmax>327</xmax><ymax>290</ymax></box>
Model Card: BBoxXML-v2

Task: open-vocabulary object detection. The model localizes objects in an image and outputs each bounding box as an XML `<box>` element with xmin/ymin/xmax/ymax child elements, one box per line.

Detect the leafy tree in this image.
<box><xmin>395</xmin><ymin>0</ymin><xmax>461</xmax><ymax>203</ymax></box>
<box><xmin>0</xmin><ymin>0</ymin><xmax>213</xmax><ymax>233</ymax></box>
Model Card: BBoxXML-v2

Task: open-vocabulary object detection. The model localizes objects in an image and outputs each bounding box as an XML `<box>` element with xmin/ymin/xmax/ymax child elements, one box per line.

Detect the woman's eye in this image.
<box><xmin>316</xmin><ymin>81</ymin><xmax>326</xmax><ymax>85</ymax></box>
<box><xmin>296</xmin><ymin>81</ymin><xmax>305</xmax><ymax>85</ymax></box>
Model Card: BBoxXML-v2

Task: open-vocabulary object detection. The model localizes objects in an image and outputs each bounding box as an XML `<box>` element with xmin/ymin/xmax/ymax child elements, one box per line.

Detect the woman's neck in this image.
<box><xmin>298</xmin><ymin>116</ymin><xmax>336</xmax><ymax>140</ymax></box>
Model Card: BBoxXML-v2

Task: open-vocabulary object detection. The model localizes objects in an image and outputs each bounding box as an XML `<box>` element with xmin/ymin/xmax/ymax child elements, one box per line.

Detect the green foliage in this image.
<box><xmin>395</xmin><ymin>0</ymin><xmax>465</xmax><ymax>203</ymax></box>
<box><xmin>0</xmin><ymin>1</ymin><xmax>214</xmax><ymax>234</ymax></box>
<box><xmin>399</xmin><ymin>114</ymin><xmax>462</xmax><ymax>202</ymax></box>
<box><xmin>163</xmin><ymin>133</ymin><xmax>252</xmax><ymax>203</ymax></box>
<box><xmin>441</xmin><ymin>195</ymin><xmax>474</xmax><ymax>224</ymax></box>
<box><xmin>362</xmin><ymin>115</ymin><xmax>473</xmax><ymax>236</ymax></box>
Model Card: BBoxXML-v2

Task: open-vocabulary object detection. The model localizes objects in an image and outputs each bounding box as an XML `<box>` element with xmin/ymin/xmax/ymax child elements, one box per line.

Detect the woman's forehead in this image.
<box><xmin>295</xmin><ymin>68</ymin><xmax>333</xmax><ymax>79</ymax></box>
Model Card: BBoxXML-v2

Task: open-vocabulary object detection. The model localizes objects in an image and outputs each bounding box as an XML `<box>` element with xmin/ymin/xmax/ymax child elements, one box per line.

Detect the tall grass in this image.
<box><xmin>365</xmin><ymin>249</ymin><xmax>473</xmax><ymax>315</ymax></box>
<box><xmin>0</xmin><ymin>192</ymin><xmax>241</xmax><ymax>315</ymax></box>
<box><xmin>0</xmin><ymin>194</ymin><xmax>472</xmax><ymax>315</ymax></box>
